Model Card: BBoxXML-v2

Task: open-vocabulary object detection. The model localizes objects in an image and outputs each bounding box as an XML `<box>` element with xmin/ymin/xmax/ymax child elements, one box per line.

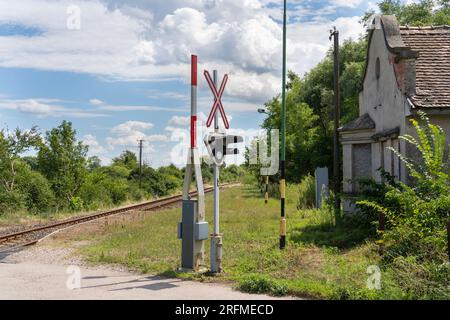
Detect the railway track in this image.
<box><xmin>0</xmin><ymin>185</ymin><xmax>227</xmax><ymax>253</ymax></box>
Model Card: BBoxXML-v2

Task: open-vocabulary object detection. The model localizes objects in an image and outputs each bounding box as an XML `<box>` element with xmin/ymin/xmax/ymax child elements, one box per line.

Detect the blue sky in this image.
<box><xmin>0</xmin><ymin>0</ymin><xmax>382</xmax><ymax>167</ymax></box>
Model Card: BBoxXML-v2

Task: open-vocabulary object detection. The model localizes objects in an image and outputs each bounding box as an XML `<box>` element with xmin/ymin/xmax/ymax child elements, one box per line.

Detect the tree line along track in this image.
<box><xmin>0</xmin><ymin>184</ymin><xmax>233</xmax><ymax>253</ymax></box>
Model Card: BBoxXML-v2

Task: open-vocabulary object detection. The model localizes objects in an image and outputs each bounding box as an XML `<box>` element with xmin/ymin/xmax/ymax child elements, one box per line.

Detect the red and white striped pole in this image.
<box><xmin>191</xmin><ymin>55</ymin><xmax>198</xmax><ymax>149</ymax></box>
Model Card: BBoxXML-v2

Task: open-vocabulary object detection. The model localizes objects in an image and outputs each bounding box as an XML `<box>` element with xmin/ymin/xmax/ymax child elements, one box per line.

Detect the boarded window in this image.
<box><xmin>352</xmin><ymin>143</ymin><xmax>372</xmax><ymax>192</ymax></box>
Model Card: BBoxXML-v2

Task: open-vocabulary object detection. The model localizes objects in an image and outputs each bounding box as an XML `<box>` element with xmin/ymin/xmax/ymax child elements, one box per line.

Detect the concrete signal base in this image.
<box><xmin>210</xmin><ymin>234</ymin><xmax>223</xmax><ymax>273</ymax></box>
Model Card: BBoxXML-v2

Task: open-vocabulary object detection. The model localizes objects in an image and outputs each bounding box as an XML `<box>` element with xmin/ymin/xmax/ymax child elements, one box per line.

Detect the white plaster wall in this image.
<box><xmin>359</xmin><ymin>29</ymin><xmax>412</xmax><ymax>183</ymax></box>
<box><xmin>361</xmin><ymin>29</ymin><xmax>408</xmax><ymax>134</ymax></box>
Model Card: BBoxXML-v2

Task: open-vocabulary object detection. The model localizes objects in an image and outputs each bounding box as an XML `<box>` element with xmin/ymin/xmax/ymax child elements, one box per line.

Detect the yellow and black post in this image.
<box><xmin>264</xmin><ymin>176</ymin><xmax>269</xmax><ymax>204</ymax></box>
<box><xmin>447</xmin><ymin>220</ymin><xmax>450</xmax><ymax>262</ymax></box>
<box><xmin>279</xmin><ymin>0</ymin><xmax>287</xmax><ymax>250</ymax></box>
<box><xmin>280</xmin><ymin>175</ymin><xmax>286</xmax><ymax>249</ymax></box>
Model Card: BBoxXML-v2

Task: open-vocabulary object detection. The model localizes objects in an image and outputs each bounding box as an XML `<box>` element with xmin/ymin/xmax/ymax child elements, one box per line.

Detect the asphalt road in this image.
<box><xmin>0</xmin><ymin>248</ymin><xmax>292</xmax><ymax>300</ymax></box>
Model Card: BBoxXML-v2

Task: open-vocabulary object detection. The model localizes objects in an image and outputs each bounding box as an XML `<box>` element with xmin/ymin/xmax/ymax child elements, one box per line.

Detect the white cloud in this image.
<box><xmin>0</xmin><ymin>98</ymin><xmax>108</xmax><ymax>118</ymax></box>
<box><xmin>0</xmin><ymin>98</ymin><xmax>55</xmax><ymax>115</ymax></box>
<box><xmin>16</xmin><ymin>99</ymin><xmax>52</xmax><ymax>114</ymax></box>
<box><xmin>106</xmin><ymin>120</ymin><xmax>168</xmax><ymax>148</ymax></box>
<box><xmin>147</xmin><ymin>90</ymin><xmax>188</xmax><ymax>101</ymax></box>
<box><xmin>96</xmin><ymin>104</ymin><xmax>187</xmax><ymax>113</ymax></box>
<box><xmin>131</xmin><ymin>40</ymin><xmax>156</xmax><ymax>65</ymax></box>
<box><xmin>0</xmin><ymin>0</ymin><xmax>366</xmax><ymax>105</ymax></box>
<box><xmin>89</xmin><ymin>99</ymin><xmax>104</xmax><ymax>105</ymax></box>
<box><xmin>83</xmin><ymin>134</ymin><xmax>108</xmax><ymax>154</ymax></box>
<box><xmin>287</xmin><ymin>16</ymin><xmax>364</xmax><ymax>76</ymax></box>
<box><xmin>167</xmin><ymin>112</ymin><xmax>209</xmax><ymax>127</ymax></box>
<box><xmin>111</xmin><ymin>121</ymin><xmax>154</xmax><ymax>136</ymax></box>
<box><xmin>332</xmin><ymin>0</ymin><xmax>364</xmax><ymax>8</ymax></box>
<box><xmin>168</xmin><ymin>115</ymin><xmax>190</xmax><ymax>126</ymax></box>
<box><xmin>146</xmin><ymin>134</ymin><xmax>169</xmax><ymax>142</ymax></box>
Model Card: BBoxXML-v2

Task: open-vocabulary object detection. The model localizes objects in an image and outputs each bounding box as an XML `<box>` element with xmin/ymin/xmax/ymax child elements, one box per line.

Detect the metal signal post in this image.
<box><xmin>203</xmin><ymin>68</ymin><xmax>241</xmax><ymax>273</ymax></box>
<box><xmin>178</xmin><ymin>55</ymin><xmax>208</xmax><ymax>271</ymax></box>
<box><xmin>211</xmin><ymin>70</ymin><xmax>222</xmax><ymax>273</ymax></box>
<box><xmin>279</xmin><ymin>0</ymin><xmax>287</xmax><ymax>250</ymax></box>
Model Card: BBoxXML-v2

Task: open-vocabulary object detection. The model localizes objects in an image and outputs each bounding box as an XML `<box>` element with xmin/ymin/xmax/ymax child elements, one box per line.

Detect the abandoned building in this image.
<box><xmin>339</xmin><ymin>15</ymin><xmax>450</xmax><ymax>210</ymax></box>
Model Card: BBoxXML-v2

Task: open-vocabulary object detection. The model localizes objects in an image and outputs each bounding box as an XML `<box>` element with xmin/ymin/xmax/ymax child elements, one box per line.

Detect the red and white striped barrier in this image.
<box><xmin>190</xmin><ymin>55</ymin><xmax>197</xmax><ymax>149</ymax></box>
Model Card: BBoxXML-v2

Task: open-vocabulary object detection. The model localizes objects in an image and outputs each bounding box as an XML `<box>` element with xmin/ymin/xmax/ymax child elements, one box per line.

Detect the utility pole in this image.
<box><xmin>330</xmin><ymin>27</ymin><xmax>341</xmax><ymax>217</ymax></box>
<box><xmin>138</xmin><ymin>139</ymin><xmax>144</xmax><ymax>189</ymax></box>
<box><xmin>279</xmin><ymin>0</ymin><xmax>287</xmax><ymax>250</ymax></box>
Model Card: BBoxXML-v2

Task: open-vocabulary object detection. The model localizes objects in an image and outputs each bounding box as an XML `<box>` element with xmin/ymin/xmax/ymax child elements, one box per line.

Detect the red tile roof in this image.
<box><xmin>400</xmin><ymin>26</ymin><xmax>450</xmax><ymax>108</ymax></box>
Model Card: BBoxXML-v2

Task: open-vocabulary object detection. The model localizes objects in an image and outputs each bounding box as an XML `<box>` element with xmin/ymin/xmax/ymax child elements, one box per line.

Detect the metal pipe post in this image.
<box><xmin>213</xmin><ymin>70</ymin><xmax>220</xmax><ymax>236</ymax></box>
<box><xmin>211</xmin><ymin>70</ymin><xmax>222</xmax><ymax>273</ymax></box>
<box><xmin>279</xmin><ymin>0</ymin><xmax>287</xmax><ymax>250</ymax></box>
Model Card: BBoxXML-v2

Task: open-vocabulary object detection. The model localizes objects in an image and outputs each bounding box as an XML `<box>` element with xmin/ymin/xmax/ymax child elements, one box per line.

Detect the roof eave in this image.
<box><xmin>409</xmin><ymin>107</ymin><xmax>450</xmax><ymax>116</ymax></box>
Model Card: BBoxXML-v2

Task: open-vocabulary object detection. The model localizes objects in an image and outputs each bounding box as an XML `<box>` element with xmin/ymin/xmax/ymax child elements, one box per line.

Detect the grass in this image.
<box><xmin>76</xmin><ymin>184</ymin><xmax>418</xmax><ymax>299</ymax></box>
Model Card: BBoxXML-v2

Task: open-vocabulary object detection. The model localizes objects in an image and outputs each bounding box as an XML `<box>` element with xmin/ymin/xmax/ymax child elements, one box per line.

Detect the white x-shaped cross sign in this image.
<box><xmin>204</xmin><ymin>70</ymin><xmax>229</xmax><ymax>129</ymax></box>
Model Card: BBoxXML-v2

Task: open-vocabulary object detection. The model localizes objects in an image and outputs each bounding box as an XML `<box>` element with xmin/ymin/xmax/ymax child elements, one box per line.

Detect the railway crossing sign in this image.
<box><xmin>204</xmin><ymin>133</ymin><xmax>243</xmax><ymax>166</ymax></box>
<box><xmin>204</xmin><ymin>70</ymin><xmax>229</xmax><ymax>129</ymax></box>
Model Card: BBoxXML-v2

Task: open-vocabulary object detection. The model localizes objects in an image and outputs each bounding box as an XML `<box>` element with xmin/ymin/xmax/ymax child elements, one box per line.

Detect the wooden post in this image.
<box><xmin>330</xmin><ymin>27</ymin><xmax>341</xmax><ymax>217</ymax></box>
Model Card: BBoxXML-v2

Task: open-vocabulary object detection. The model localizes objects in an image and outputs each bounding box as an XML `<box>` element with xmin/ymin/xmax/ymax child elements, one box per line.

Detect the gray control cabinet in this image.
<box><xmin>178</xmin><ymin>200</ymin><xmax>209</xmax><ymax>269</ymax></box>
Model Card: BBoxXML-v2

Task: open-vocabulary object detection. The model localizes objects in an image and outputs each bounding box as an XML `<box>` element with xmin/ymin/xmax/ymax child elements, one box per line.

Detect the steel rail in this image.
<box><xmin>0</xmin><ymin>185</ymin><xmax>231</xmax><ymax>250</ymax></box>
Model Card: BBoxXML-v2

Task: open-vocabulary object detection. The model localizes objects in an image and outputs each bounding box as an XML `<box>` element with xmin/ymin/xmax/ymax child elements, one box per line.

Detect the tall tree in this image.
<box><xmin>364</xmin><ymin>0</ymin><xmax>450</xmax><ymax>26</ymax></box>
<box><xmin>259</xmin><ymin>39</ymin><xmax>367</xmax><ymax>182</ymax></box>
<box><xmin>112</xmin><ymin>150</ymin><xmax>138</xmax><ymax>170</ymax></box>
<box><xmin>38</xmin><ymin>121</ymin><xmax>88</xmax><ymax>206</ymax></box>
<box><xmin>0</xmin><ymin>127</ymin><xmax>41</xmax><ymax>193</ymax></box>
<box><xmin>87</xmin><ymin>156</ymin><xmax>102</xmax><ymax>171</ymax></box>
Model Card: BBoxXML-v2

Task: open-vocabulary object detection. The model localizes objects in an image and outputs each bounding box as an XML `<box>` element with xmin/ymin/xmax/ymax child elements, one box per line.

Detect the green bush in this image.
<box><xmin>297</xmin><ymin>174</ymin><xmax>316</xmax><ymax>210</ymax></box>
<box><xmin>128</xmin><ymin>184</ymin><xmax>146</xmax><ymax>202</ymax></box>
<box><xmin>78</xmin><ymin>171</ymin><xmax>113</xmax><ymax>210</ymax></box>
<box><xmin>241</xmin><ymin>172</ymin><xmax>257</xmax><ymax>185</ymax></box>
<box><xmin>0</xmin><ymin>161</ymin><xmax>54</xmax><ymax>215</ymax></box>
<box><xmin>105</xmin><ymin>178</ymin><xmax>129</xmax><ymax>205</ymax></box>
<box><xmin>357</xmin><ymin>112</ymin><xmax>450</xmax><ymax>299</ymax></box>
<box><xmin>358</xmin><ymin>112</ymin><xmax>449</xmax><ymax>241</ymax></box>
<box><xmin>0</xmin><ymin>190</ymin><xmax>26</xmax><ymax>215</ymax></box>
<box><xmin>69</xmin><ymin>196</ymin><xmax>84</xmax><ymax>212</ymax></box>
<box><xmin>130</xmin><ymin>167</ymin><xmax>171</xmax><ymax>197</ymax></box>
<box><xmin>15</xmin><ymin>162</ymin><xmax>54</xmax><ymax>214</ymax></box>
<box><xmin>221</xmin><ymin>164</ymin><xmax>245</xmax><ymax>183</ymax></box>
